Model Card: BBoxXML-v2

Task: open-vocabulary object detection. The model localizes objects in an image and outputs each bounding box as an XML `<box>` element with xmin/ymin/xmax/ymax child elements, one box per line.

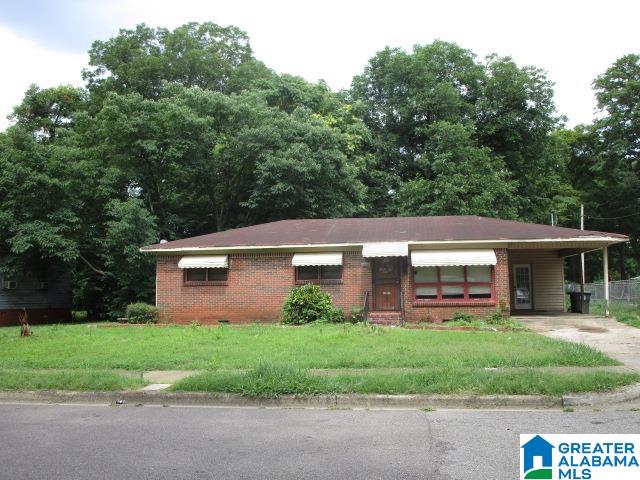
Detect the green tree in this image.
<box><xmin>0</xmin><ymin>127</ymin><xmax>80</xmax><ymax>266</ymax></box>
<box><xmin>351</xmin><ymin>42</ymin><xmax>569</xmax><ymax>219</ymax></box>
<box><xmin>394</xmin><ymin>122</ymin><xmax>518</xmax><ymax>218</ymax></box>
<box><xmin>83</xmin><ymin>22</ymin><xmax>273</xmax><ymax>102</ymax></box>
<box><xmin>475</xmin><ymin>55</ymin><xmax>564</xmax><ymax>221</ymax></box>
<box><xmin>243</xmin><ymin>108</ymin><xmax>366</xmax><ymax>221</ymax></box>
<box><xmin>1</xmin><ymin>82</ymin><xmax>156</xmax><ymax>316</ymax></box>
<box><xmin>92</xmin><ymin>84</ymin><xmax>366</xmax><ymax>234</ymax></box>
<box><xmin>100</xmin><ymin>199</ymin><xmax>158</xmax><ymax>314</ymax></box>
<box><xmin>351</xmin><ymin>41</ymin><xmax>484</xmax><ymax>179</ymax></box>
<box><xmin>566</xmin><ymin>54</ymin><xmax>640</xmax><ymax>278</ymax></box>
<box><xmin>10</xmin><ymin>85</ymin><xmax>86</xmax><ymax>141</ymax></box>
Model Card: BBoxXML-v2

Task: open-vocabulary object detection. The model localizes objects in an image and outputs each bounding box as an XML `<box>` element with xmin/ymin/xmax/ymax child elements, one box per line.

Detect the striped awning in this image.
<box><xmin>362</xmin><ymin>242</ymin><xmax>409</xmax><ymax>257</ymax></box>
<box><xmin>178</xmin><ymin>255</ymin><xmax>228</xmax><ymax>269</ymax></box>
<box><xmin>292</xmin><ymin>253</ymin><xmax>342</xmax><ymax>266</ymax></box>
<box><xmin>411</xmin><ymin>249</ymin><xmax>497</xmax><ymax>267</ymax></box>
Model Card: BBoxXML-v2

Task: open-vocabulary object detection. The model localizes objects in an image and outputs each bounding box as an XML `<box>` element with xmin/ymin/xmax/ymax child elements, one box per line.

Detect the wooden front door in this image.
<box><xmin>372</xmin><ymin>258</ymin><xmax>401</xmax><ymax>311</ymax></box>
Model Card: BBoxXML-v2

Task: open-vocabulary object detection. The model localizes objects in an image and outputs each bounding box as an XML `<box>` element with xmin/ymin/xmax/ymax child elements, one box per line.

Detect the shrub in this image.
<box><xmin>329</xmin><ymin>306</ymin><xmax>345</xmax><ymax>323</ymax></box>
<box><xmin>484</xmin><ymin>310</ymin><xmax>507</xmax><ymax>325</ymax></box>
<box><xmin>348</xmin><ymin>307</ymin><xmax>365</xmax><ymax>324</ymax></box>
<box><xmin>71</xmin><ymin>310</ymin><xmax>88</xmax><ymax>323</ymax></box>
<box><xmin>451</xmin><ymin>312</ymin><xmax>476</xmax><ymax>323</ymax></box>
<box><xmin>125</xmin><ymin>303</ymin><xmax>159</xmax><ymax>324</ymax></box>
<box><xmin>282</xmin><ymin>284</ymin><xmax>344</xmax><ymax>325</ymax></box>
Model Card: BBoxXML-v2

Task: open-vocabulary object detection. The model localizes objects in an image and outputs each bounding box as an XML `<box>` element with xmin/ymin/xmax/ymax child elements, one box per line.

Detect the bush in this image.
<box><xmin>282</xmin><ymin>284</ymin><xmax>344</xmax><ymax>325</ymax></box>
<box><xmin>348</xmin><ymin>307</ymin><xmax>365</xmax><ymax>324</ymax></box>
<box><xmin>484</xmin><ymin>310</ymin><xmax>507</xmax><ymax>325</ymax></box>
<box><xmin>71</xmin><ymin>310</ymin><xmax>88</xmax><ymax>323</ymax></box>
<box><xmin>451</xmin><ymin>312</ymin><xmax>476</xmax><ymax>323</ymax></box>
<box><xmin>125</xmin><ymin>303</ymin><xmax>159</xmax><ymax>324</ymax></box>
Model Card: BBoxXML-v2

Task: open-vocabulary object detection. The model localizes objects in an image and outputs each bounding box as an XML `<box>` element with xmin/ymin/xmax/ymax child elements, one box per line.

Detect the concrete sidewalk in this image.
<box><xmin>514</xmin><ymin>313</ymin><xmax>640</xmax><ymax>372</ymax></box>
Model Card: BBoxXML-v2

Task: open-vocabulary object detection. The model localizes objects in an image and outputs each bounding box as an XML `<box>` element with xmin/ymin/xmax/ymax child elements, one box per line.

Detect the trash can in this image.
<box><xmin>569</xmin><ymin>292</ymin><xmax>591</xmax><ymax>314</ymax></box>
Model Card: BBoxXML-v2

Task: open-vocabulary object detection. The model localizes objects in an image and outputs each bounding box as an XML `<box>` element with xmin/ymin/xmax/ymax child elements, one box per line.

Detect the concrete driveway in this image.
<box><xmin>514</xmin><ymin>313</ymin><xmax>640</xmax><ymax>372</ymax></box>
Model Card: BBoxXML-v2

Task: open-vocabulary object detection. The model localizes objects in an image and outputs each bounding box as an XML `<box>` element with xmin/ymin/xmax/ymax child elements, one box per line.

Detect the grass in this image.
<box><xmin>439</xmin><ymin>317</ymin><xmax>526</xmax><ymax>331</ymax></box>
<box><xmin>170</xmin><ymin>362</ymin><xmax>640</xmax><ymax>397</ymax></box>
<box><xmin>591</xmin><ymin>299</ymin><xmax>640</xmax><ymax>328</ymax></box>
<box><xmin>0</xmin><ymin>322</ymin><xmax>635</xmax><ymax>395</ymax></box>
<box><xmin>0</xmin><ymin>369</ymin><xmax>147</xmax><ymax>391</ymax></box>
<box><xmin>0</xmin><ymin>322</ymin><xmax>619</xmax><ymax>371</ymax></box>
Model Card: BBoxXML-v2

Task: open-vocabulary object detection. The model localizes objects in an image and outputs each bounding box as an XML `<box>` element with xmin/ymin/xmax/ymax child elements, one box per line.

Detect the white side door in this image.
<box><xmin>513</xmin><ymin>264</ymin><xmax>532</xmax><ymax>310</ymax></box>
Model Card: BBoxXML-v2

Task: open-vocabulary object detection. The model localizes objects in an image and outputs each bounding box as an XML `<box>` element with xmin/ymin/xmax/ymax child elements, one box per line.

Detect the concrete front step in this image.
<box><xmin>368</xmin><ymin>311</ymin><xmax>403</xmax><ymax>325</ymax></box>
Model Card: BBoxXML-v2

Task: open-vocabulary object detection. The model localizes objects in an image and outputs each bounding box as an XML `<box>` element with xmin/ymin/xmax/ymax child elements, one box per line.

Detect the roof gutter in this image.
<box><xmin>140</xmin><ymin>236</ymin><xmax>627</xmax><ymax>254</ymax></box>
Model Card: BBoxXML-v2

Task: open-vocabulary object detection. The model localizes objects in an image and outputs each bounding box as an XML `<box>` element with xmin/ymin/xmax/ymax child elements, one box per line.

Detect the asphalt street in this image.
<box><xmin>0</xmin><ymin>404</ymin><xmax>639</xmax><ymax>479</ymax></box>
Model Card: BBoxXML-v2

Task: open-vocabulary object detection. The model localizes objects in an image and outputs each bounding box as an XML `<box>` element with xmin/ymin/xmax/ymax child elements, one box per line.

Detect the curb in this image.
<box><xmin>562</xmin><ymin>382</ymin><xmax>640</xmax><ymax>407</ymax></box>
<box><xmin>0</xmin><ymin>390</ymin><xmax>561</xmax><ymax>410</ymax></box>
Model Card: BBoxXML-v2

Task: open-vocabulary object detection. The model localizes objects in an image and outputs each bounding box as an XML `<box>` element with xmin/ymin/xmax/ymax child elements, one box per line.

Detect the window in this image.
<box><xmin>184</xmin><ymin>268</ymin><xmax>228</xmax><ymax>283</ymax></box>
<box><xmin>295</xmin><ymin>265</ymin><xmax>342</xmax><ymax>283</ymax></box>
<box><xmin>413</xmin><ymin>265</ymin><xmax>493</xmax><ymax>301</ymax></box>
<box><xmin>37</xmin><ymin>271</ymin><xmax>48</xmax><ymax>291</ymax></box>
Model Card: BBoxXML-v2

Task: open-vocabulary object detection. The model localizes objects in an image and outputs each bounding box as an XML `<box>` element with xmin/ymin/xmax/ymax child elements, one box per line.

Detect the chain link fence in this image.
<box><xmin>572</xmin><ymin>279</ymin><xmax>640</xmax><ymax>306</ymax></box>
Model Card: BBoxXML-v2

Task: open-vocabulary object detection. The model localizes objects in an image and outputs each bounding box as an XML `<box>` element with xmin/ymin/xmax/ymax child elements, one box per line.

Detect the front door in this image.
<box><xmin>372</xmin><ymin>258</ymin><xmax>401</xmax><ymax>311</ymax></box>
<box><xmin>513</xmin><ymin>264</ymin><xmax>532</xmax><ymax>310</ymax></box>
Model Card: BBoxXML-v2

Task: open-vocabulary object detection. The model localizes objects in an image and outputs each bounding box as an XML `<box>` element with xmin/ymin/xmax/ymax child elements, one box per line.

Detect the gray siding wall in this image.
<box><xmin>0</xmin><ymin>266</ymin><xmax>71</xmax><ymax>310</ymax></box>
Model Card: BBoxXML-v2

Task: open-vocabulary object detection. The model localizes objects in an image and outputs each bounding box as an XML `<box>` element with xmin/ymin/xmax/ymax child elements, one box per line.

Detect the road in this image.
<box><xmin>0</xmin><ymin>404</ymin><xmax>639</xmax><ymax>479</ymax></box>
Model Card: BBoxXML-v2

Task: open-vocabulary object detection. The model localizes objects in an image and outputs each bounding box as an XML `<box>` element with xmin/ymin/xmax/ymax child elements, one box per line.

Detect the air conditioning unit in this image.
<box><xmin>3</xmin><ymin>281</ymin><xmax>17</xmax><ymax>290</ymax></box>
<box><xmin>39</xmin><ymin>282</ymin><xmax>49</xmax><ymax>290</ymax></box>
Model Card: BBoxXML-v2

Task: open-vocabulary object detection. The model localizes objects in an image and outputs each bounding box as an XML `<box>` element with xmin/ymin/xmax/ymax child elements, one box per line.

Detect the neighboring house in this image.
<box><xmin>0</xmin><ymin>261</ymin><xmax>72</xmax><ymax>326</ymax></box>
<box><xmin>141</xmin><ymin>216</ymin><xmax>627</xmax><ymax>324</ymax></box>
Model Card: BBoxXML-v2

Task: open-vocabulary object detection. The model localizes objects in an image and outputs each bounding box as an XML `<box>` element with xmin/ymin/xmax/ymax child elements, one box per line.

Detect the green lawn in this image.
<box><xmin>171</xmin><ymin>362</ymin><xmax>638</xmax><ymax>396</ymax></box>
<box><xmin>0</xmin><ymin>322</ymin><xmax>620</xmax><ymax>370</ymax></box>
<box><xmin>0</xmin><ymin>369</ymin><xmax>147</xmax><ymax>391</ymax></box>
<box><xmin>591</xmin><ymin>299</ymin><xmax>640</xmax><ymax>328</ymax></box>
<box><xmin>0</xmin><ymin>322</ymin><xmax>636</xmax><ymax>395</ymax></box>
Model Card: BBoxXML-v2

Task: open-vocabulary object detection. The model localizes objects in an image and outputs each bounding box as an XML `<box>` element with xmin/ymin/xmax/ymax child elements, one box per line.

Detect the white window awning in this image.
<box><xmin>411</xmin><ymin>249</ymin><xmax>497</xmax><ymax>267</ymax></box>
<box><xmin>362</xmin><ymin>242</ymin><xmax>409</xmax><ymax>257</ymax></box>
<box><xmin>178</xmin><ymin>255</ymin><xmax>228</xmax><ymax>269</ymax></box>
<box><xmin>292</xmin><ymin>253</ymin><xmax>342</xmax><ymax>266</ymax></box>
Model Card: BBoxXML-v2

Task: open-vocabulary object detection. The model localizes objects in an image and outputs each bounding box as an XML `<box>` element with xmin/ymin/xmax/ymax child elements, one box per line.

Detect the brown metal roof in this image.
<box><xmin>142</xmin><ymin>216</ymin><xmax>627</xmax><ymax>251</ymax></box>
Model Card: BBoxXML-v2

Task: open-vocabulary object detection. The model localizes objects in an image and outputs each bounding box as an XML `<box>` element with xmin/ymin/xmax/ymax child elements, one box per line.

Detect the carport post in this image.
<box><xmin>603</xmin><ymin>246</ymin><xmax>610</xmax><ymax>317</ymax></box>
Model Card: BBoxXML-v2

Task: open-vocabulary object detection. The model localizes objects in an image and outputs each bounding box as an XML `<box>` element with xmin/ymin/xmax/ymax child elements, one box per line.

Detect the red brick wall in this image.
<box><xmin>155</xmin><ymin>249</ymin><xmax>511</xmax><ymax>324</ymax></box>
<box><xmin>402</xmin><ymin>248</ymin><xmax>510</xmax><ymax>323</ymax></box>
<box><xmin>0</xmin><ymin>308</ymin><xmax>72</xmax><ymax>327</ymax></box>
<box><xmin>156</xmin><ymin>252</ymin><xmax>368</xmax><ymax>324</ymax></box>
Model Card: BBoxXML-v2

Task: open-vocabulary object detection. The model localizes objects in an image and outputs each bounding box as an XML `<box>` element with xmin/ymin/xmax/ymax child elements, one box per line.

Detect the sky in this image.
<box><xmin>1</xmin><ymin>0</ymin><xmax>639</xmax><ymax>131</ymax></box>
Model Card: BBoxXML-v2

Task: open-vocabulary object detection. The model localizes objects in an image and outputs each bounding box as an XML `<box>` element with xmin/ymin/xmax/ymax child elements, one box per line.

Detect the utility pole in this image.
<box><xmin>604</xmin><ymin>246</ymin><xmax>609</xmax><ymax>316</ymax></box>
<box><xmin>580</xmin><ymin>204</ymin><xmax>585</xmax><ymax>299</ymax></box>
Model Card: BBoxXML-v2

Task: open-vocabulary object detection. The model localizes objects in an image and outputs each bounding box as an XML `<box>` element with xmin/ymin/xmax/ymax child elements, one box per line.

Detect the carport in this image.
<box><xmin>506</xmin><ymin>234</ymin><xmax>627</xmax><ymax>316</ymax></box>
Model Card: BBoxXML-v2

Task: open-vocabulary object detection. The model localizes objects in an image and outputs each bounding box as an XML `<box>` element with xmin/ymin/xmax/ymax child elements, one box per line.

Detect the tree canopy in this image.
<box><xmin>350</xmin><ymin>41</ymin><xmax>566</xmax><ymax>222</ymax></box>
<box><xmin>563</xmin><ymin>54</ymin><xmax>640</xmax><ymax>278</ymax></box>
<box><xmin>1</xmin><ymin>22</ymin><xmax>636</xmax><ymax>315</ymax></box>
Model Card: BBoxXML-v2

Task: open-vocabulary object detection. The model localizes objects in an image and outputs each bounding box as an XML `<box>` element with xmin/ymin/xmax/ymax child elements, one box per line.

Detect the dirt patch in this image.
<box><xmin>578</xmin><ymin>326</ymin><xmax>609</xmax><ymax>333</ymax></box>
<box><xmin>405</xmin><ymin>325</ymin><xmax>484</xmax><ymax>331</ymax></box>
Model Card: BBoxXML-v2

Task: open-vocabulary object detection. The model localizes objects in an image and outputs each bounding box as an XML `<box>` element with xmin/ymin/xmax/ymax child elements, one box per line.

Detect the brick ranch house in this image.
<box><xmin>141</xmin><ymin>216</ymin><xmax>627</xmax><ymax>324</ymax></box>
